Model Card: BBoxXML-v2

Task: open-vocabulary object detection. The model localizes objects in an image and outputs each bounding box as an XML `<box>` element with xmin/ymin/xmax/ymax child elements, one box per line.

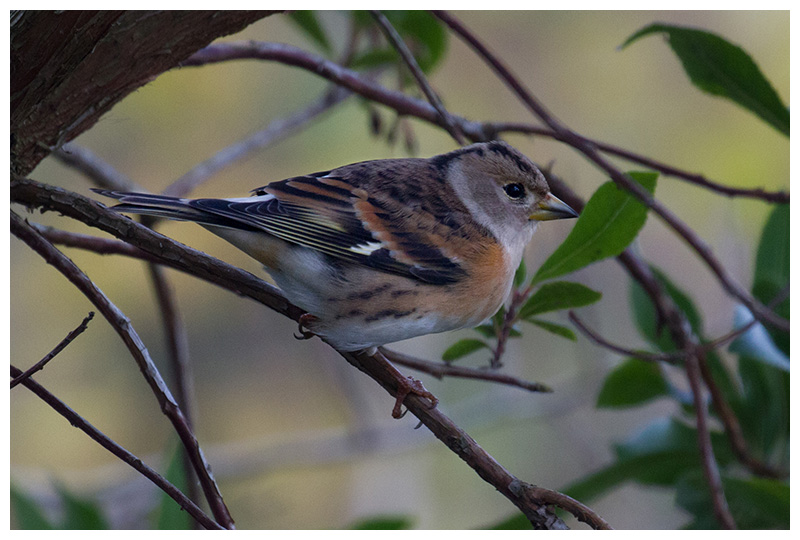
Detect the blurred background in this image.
<box><xmin>10</xmin><ymin>11</ymin><xmax>789</xmax><ymax>529</ymax></box>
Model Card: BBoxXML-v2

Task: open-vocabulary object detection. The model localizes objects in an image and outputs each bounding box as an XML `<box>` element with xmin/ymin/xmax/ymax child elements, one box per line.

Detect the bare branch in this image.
<box><xmin>10</xmin><ymin>312</ymin><xmax>95</xmax><ymax>389</ymax></box>
<box><xmin>10</xmin><ymin>210</ymin><xmax>235</xmax><ymax>529</ymax></box>
<box><xmin>339</xmin><ymin>348</ymin><xmax>570</xmax><ymax>529</ymax></box>
<box><xmin>31</xmin><ymin>224</ymin><xmax>165</xmax><ymax>263</ymax></box>
<box><xmin>162</xmin><ymin>86</ymin><xmax>352</xmax><ymax>197</ymax></box>
<box><xmin>569</xmin><ymin>311</ymin><xmax>681</xmax><ymax>363</ymax></box>
<box><xmin>433</xmin><ymin>11</ymin><xmax>787</xmax><ymax>335</ymax></box>
<box><xmin>52</xmin><ymin>144</ymin><xmax>144</xmax><ymax>192</ymax></box>
<box><xmin>524</xmin><ymin>483</ymin><xmax>613</xmax><ymax>530</ymax></box>
<box><xmin>488</xmin><ymin>122</ymin><xmax>789</xmax><ymax>204</ymax></box>
<box><xmin>369</xmin><ymin>10</ymin><xmax>466</xmax><ymax>145</ymax></box>
<box><xmin>380</xmin><ymin>347</ymin><xmax>552</xmax><ymax>393</ymax></box>
<box><xmin>10</xmin><ymin>364</ymin><xmax>224</xmax><ymax>530</ymax></box>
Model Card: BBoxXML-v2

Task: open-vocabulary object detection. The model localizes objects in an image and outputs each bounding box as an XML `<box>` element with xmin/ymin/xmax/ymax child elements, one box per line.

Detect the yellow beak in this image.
<box><xmin>529</xmin><ymin>193</ymin><xmax>579</xmax><ymax>221</ymax></box>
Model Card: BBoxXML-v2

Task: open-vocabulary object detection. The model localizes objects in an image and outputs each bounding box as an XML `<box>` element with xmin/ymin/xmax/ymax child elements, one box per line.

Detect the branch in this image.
<box><xmin>10</xmin><ymin>364</ymin><xmax>223</xmax><ymax>530</ymax></box>
<box><xmin>162</xmin><ymin>85</ymin><xmax>352</xmax><ymax>197</ymax></box>
<box><xmin>52</xmin><ymin>145</ymin><xmax>144</xmax><ymax>192</ymax></box>
<box><xmin>10</xmin><ymin>312</ymin><xmax>95</xmax><ymax>389</ymax></box>
<box><xmin>380</xmin><ymin>347</ymin><xmax>552</xmax><ymax>393</ymax></box>
<box><xmin>11</xmin><ymin>178</ymin><xmax>613</xmax><ymax>529</ymax></box>
<box><xmin>369</xmin><ymin>10</ymin><xmax>466</xmax><ymax>145</ymax></box>
<box><xmin>10</xmin><ymin>210</ymin><xmax>235</xmax><ymax>529</ymax></box>
<box><xmin>339</xmin><ymin>349</ymin><xmax>568</xmax><ymax>529</ymax></box>
<box><xmin>433</xmin><ymin>11</ymin><xmax>787</xmax><ymax>335</ymax></box>
<box><xmin>487</xmin><ymin>122</ymin><xmax>789</xmax><ymax>204</ymax></box>
<box><xmin>30</xmin><ymin>224</ymin><xmax>165</xmax><ymax>264</ymax></box>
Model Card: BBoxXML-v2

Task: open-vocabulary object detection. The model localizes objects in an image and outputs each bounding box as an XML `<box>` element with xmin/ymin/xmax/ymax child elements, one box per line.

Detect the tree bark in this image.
<box><xmin>10</xmin><ymin>10</ymin><xmax>275</xmax><ymax>176</ymax></box>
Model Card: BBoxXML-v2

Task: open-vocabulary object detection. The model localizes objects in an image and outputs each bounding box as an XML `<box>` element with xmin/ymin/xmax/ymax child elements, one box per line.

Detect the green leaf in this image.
<box><xmin>752</xmin><ymin>204</ymin><xmax>789</xmax><ymax>355</ymax></box>
<box><xmin>518</xmin><ymin>281</ymin><xmax>601</xmax><ymax>319</ymax></box>
<box><xmin>383</xmin><ymin>11</ymin><xmax>448</xmax><ymax>73</ymax></box>
<box><xmin>513</xmin><ymin>258</ymin><xmax>527</xmax><ymax>287</ymax></box>
<box><xmin>58</xmin><ymin>485</ymin><xmax>108</xmax><ymax>529</ymax></box>
<box><xmin>441</xmin><ymin>338</ymin><xmax>490</xmax><ymax>362</ymax></box>
<box><xmin>523</xmin><ymin>318</ymin><xmax>576</xmax><ymax>341</ymax></box>
<box><xmin>564</xmin><ymin>419</ymin><xmax>733</xmax><ymax>504</ymax></box>
<box><xmin>596</xmin><ymin>358</ymin><xmax>669</xmax><ymax>408</ymax></box>
<box><xmin>288</xmin><ymin>11</ymin><xmax>331</xmax><ymax>54</ymax></box>
<box><xmin>11</xmin><ymin>484</ymin><xmax>53</xmax><ymax>530</ymax></box>
<box><xmin>676</xmin><ymin>472</ymin><xmax>789</xmax><ymax>529</ymax></box>
<box><xmin>350</xmin><ymin>48</ymin><xmax>400</xmax><ymax>70</ymax></box>
<box><xmin>729</xmin><ymin>306</ymin><xmax>789</xmax><ymax>372</ymax></box>
<box><xmin>629</xmin><ymin>266</ymin><xmax>703</xmax><ymax>351</ymax></box>
<box><xmin>350</xmin><ymin>515</ymin><xmax>414</xmax><ymax>529</ymax></box>
<box><xmin>533</xmin><ymin>172</ymin><xmax>657</xmax><ymax>284</ymax></box>
<box><xmin>622</xmin><ymin>24</ymin><xmax>789</xmax><ymax>136</ymax></box>
<box><xmin>153</xmin><ymin>443</ymin><xmax>192</xmax><ymax>530</ymax></box>
<box><xmin>487</xmin><ymin>513</ymin><xmax>532</xmax><ymax>530</ymax></box>
<box><xmin>563</xmin><ymin>452</ymin><xmax>688</xmax><ymax>503</ymax></box>
<box><xmin>732</xmin><ymin>355</ymin><xmax>789</xmax><ymax>466</ymax></box>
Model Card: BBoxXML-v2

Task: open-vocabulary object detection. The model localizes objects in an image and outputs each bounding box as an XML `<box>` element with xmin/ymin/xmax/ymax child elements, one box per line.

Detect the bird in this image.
<box><xmin>95</xmin><ymin>141</ymin><xmax>578</xmax><ymax>415</ymax></box>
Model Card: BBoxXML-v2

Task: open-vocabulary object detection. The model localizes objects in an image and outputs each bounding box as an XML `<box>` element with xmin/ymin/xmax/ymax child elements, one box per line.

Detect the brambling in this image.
<box><xmin>95</xmin><ymin>141</ymin><xmax>577</xmax><ymax>353</ymax></box>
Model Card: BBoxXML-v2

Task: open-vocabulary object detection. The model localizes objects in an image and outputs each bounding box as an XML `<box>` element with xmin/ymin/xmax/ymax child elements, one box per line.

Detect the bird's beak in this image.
<box><xmin>529</xmin><ymin>193</ymin><xmax>580</xmax><ymax>221</ymax></box>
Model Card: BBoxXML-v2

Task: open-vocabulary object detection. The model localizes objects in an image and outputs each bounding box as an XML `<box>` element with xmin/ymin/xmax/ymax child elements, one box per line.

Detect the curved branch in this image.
<box><xmin>10</xmin><ymin>210</ymin><xmax>234</xmax><ymax>529</ymax></box>
<box><xmin>433</xmin><ymin>11</ymin><xmax>786</xmax><ymax>335</ymax></box>
<box><xmin>10</xmin><ymin>364</ymin><xmax>223</xmax><ymax>530</ymax></box>
<box><xmin>487</xmin><ymin>122</ymin><xmax>789</xmax><ymax>204</ymax></box>
<box><xmin>10</xmin><ymin>312</ymin><xmax>95</xmax><ymax>389</ymax></box>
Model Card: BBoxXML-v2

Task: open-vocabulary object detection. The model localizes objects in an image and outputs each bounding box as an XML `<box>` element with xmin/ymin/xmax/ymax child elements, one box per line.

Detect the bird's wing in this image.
<box><xmin>97</xmin><ymin>171</ymin><xmax>468</xmax><ymax>285</ymax></box>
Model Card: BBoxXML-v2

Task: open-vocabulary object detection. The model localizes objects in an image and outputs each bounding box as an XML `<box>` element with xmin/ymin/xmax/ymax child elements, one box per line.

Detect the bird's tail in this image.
<box><xmin>92</xmin><ymin>189</ymin><xmax>238</xmax><ymax>229</ymax></box>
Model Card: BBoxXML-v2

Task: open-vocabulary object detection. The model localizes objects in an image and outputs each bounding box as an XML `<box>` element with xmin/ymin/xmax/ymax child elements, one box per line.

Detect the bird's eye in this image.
<box><xmin>503</xmin><ymin>183</ymin><xmax>526</xmax><ymax>200</ymax></box>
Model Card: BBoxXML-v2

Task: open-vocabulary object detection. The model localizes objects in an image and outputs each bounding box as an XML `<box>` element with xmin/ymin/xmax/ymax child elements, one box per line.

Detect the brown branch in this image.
<box><xmin>380</xmin><ymin>347</ymin><xmax>552</xmax><ymax>393</ymax></box>
<box><xmin>431</xmin><ymin>11</ymin><xmax>743</xmax><ymax>528</ymax></box>
<box><xmin>52</xmin><ymin>145</ymin><xmax>144</xmax><ymax>192</ymax></box>
<box><xmin>488</xmin><ymin>122</ymin><xmax>789</xmax><ymax>204</ymax></box>
<box><xmin>10</xmin><ymin>364</ymin><xmax>223</xmax><ymax>530</ymax></box>
<box><xmin>569</xmin><ymin>311</ymin><xmax>681</xmax><ymax>363</ymax></box>
<box><xmin>162</xmin><ymin>85</ymin><xmax>352</xmax><ymax>197</ymax></box>
<box><xmin>10</xmin><ymin>312</ymin><xmax>95</xmax><ymax>389</ymax></box>
<box><xmin>369</xmin><ymin>10</ymin><xmax>466</xmax><ymax>145</ymax></box>
<box><xmin>10</xmin><ymin>210</ymin><xmax>235</xmax><ymax>529</ymax></box>
<box><xmin>433</xmin><ymin>11</ymin><xmax>786</xmax><ymax>335</ymax></box>
<box><xmin>684</xmin><ymin>350</ymin><xmax>737</xmax><ymax>529</ymax></box>
<box><xmin>340</xmin><ymin>349</ymin><xmax>569</xmax><ymax>529</ymax></box>
<box><xmin>31</xmin><ymin>224</ymin><xmax>165</xmax><ymax>264</ymax></box>
<box><xmin>525</xmin><ymin>483</ymin><xmax>613</xmax><ymax>530</ymax></box>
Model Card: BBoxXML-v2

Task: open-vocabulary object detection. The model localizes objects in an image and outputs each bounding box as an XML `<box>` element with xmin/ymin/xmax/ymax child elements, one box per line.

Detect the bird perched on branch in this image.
<box><xmin>95</xmin><ymin>141</ymin><xmax>577</xmax><ymax>415</ymax></box>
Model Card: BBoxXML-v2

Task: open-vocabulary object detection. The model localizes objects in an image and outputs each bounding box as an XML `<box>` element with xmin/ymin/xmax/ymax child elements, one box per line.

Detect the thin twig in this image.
<box><xmin>487</xmin><ymin>122</ymin><xmax>789</xmax><ymax>204</ymax></box>
<box><xmin>433</xmin><ymin>11</ymin><xmax>787</xmax><ymax>335</ymax></box>
<box><xmin>10</xmin><ymin>312</ymin><xmax>95</xmax><ymax>389</ymax></box>
<box><xmin>10</xmin><ymin>210</ymin><xmax>235</xmax><ymax>530</ymax></box>
<box><xmin>146</xmin><ymin>263</ymin><xmax>200</xmax><ymax>509</ymax></box>
<box><xmin>381</xmin><ymin>347</ymin><xmax>552</xmax><ymax>393</ymax></box>
<box><xmin>370</xmin><ymin>10</ymin><xmax>466</xmax><ymax>145</ymax></box>
<box><xmin>10</xmin><ymin>364</ymin><xmax>224</xmax><ymax>530</ymax></box>
<box><xmin>569</xmin><ymin>311</ymin><xmax>681</xmax><ymax>363</ymax></box>
<box><xmin>341</xmin><ymin>348</ymin><xmax>569</xmax><ymax>529</ymax></box>
<box><xmin>684</xmin><ymin>349</ymin><xmax>737</xmax><ymax>529</ymax></box>
<box><xmin>524</xmin><ymin>483</ymin><xmax>613</xmax><ymax>530</ymax></box>
<box><xmin>52</xmin><ymin>144</ymin><xmax>144</xmax><ymax>192</ymax></box>
<box><xmin>32</xmin><ymin>224</ymin><xmax>165</xmax><ymax>263</ymax></box>
<box><xmin>162</xmin><ymin>86</ymin><xmax>352</xmax><ymax>197</ymax></box>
